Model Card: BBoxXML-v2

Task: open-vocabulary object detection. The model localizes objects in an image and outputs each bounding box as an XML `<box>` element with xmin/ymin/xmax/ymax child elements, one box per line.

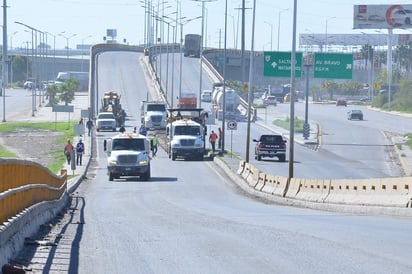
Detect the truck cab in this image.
<box><xmin>166</xmin><ymin>108</ymin><xmax>207</xmax><ymax>161</ymax></box>
<box><xmin>140</xmin><ymin>101</ymin><xmax>167</xmax><ymax>130</ymax></box>
<box><xmin>104</xmin><ymin>133</ymin><xmax>151</xmax><ymax>181</ymax></box>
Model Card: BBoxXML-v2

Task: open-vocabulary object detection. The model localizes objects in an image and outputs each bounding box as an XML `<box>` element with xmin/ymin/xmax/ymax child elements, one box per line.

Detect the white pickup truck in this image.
<box><xmin>96</xmin><ymin>112</ymin><xmax>117</xmax><ymax>132</ymax></box>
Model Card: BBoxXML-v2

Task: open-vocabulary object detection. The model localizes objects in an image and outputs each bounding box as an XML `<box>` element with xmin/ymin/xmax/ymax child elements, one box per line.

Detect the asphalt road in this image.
<box><xmin>8</xmin><ymin>51</ymin><xmax>412</xmax><ymax>273</ymax></box>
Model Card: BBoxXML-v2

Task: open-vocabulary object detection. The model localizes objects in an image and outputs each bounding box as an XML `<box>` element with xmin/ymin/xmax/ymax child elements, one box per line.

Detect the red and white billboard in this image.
<box><xmin>354</xmin><ymin>4</ymin><xmax>412</xmax><ymax>29</ymax></box>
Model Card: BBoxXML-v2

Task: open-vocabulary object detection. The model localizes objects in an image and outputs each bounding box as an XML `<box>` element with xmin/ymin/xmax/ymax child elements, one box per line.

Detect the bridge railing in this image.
<box><xmin>0</xmin><ymin>159</ymin><xmax>67</xmax><ymax>225</ymax></box>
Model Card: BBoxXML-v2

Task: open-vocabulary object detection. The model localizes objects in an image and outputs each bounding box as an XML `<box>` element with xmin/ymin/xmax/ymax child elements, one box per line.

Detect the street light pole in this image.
<box><xmin>264</xmin><ymin>21</ymin><xmax>273</xmax><ymax>51</ymax></box>
<box><xmin>15</xmin><ymin>20</ymin><xmax>39</xmax><ymax>116</ymax></box>
<box><xmin>192</xmin><ymin>0</ymin><xmax>217</xmax><ymax>108</ymax></box>
<box><xmin>325</xmin><ymin>16</ymin><xmax>336</xmax><ymax>52</ymax></box>
<box><xmin>59</xmin><ymin>32</ymin><xmax>77</xmax><ymax>59</ymax></box>
<box><xmin>81</xmin><ymin>35</ymin><xmax>92</xmax><ymax>71</ymax></box>
<box><xmin>277</xmin><ymin>8</ymin><xmax>289</xmax><ymax>51</ymax></box>
<box><xmin>2</xmin><ymin>0</ymin><xmax>8</xmax><ymax>122</ymax></box>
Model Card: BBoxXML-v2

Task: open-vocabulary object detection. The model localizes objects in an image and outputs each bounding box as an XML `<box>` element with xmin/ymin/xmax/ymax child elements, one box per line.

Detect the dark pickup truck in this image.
<box><xmin>253</xmin><ymin>134</ymin><xmax>287</xmax><ymax>162</ymax></box>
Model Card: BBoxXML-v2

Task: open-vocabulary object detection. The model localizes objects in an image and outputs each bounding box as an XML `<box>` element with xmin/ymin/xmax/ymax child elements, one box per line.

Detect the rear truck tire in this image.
<box><xmin>279</xmin><ymin>155</ymin><xmax>286</xmax><ymax>162</ymax></box>
<box><xmin>172</xmin><ymin>152</ymin><xmax>176</xmax><ymax>161</ymax></box>
<box><xmin>112</xmin><ymin>128</ymin><xmax>116</xmax><ymax>132</ymax></box>
<box><xmin>257</xmin><ymin>154</ymin><xmax>262</xmax><ymax>161</ymax></box>
<box><xmin>109</xmin><ymin>172</ymin><xmax>114</xmax><ymax>181</ymax></box>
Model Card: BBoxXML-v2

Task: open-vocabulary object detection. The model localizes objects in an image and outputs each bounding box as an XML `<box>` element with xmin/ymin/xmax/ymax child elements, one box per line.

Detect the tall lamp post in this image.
<box><xmin>15</xmin><ymin>20</ymin><xmax>39</xmax><ymax>116</ymax></box>
<box><xmin>325</xmin><ymin>16</ymin><xmax>336</xmax><ymax>52</ymax></box>
<box><xmin>81</xmin><ymin>35</ymin><xmax>92</xmax><ymax>71</ymax></box>
<box><xmin>277</xmin><ymin>8</ymin><xmax>289</xmax><ymax>51</ymax></box>
<box><xmin>2</xmin><ymin>0</ymin><xmax>8</xmax><ymax>122</ymax></box>
<box><xmin>59</xmin><ymin>32</ymin><xmax>77</xmax><ymax>59</ymax></box>
<box><xmin>264</xmin><ymin>21</ymin><xmax>273</xmax><ymax>51</ymax></box>
<box><xmin>192</xmin><ymin>0</ymin><xmax>217</xmax><ymax>108</ymax></box>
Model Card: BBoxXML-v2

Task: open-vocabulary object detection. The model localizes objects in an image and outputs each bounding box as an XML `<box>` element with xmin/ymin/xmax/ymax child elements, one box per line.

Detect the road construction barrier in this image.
<box><xmin>246</xmin><ymin>164</ymin><xmax>261</xmax><ymax>189</ymax></box>
<box><xmin>324</xmin><ymin>177</ymin><xmax>412</xmax><ymax>207</ymax></box>
<box><xmin>237</xmin><ymin>160</ymin><xmax>246</xmax><ymax>175</ymax></box>
<box><xmin>241</xmin><ymin>162</ymin><xmax>251</xmax><ymax>180</ymax></box>
<box><xmin>294</xmin><ymin>178</ymin><xmax>331</xmax><ymax>203</ymax></box>
<box><xmin>232</xmin><ymin>159</ymin><xmax>412</xmax><ymax>208</ymax></box>
<box><xmin>256</xmin><ymin>172</ymin><xmax>267</xmax><ymax>192</ymax></box>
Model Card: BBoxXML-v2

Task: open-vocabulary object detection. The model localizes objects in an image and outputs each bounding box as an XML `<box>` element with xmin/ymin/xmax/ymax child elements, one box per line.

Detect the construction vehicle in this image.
<box><xmin>166</xmin><ymin>108</ymin><xmax>207</xmax><ymax>161</ymax></box>
<box><xmin>140</xmin><ymin>101</ymin><xmax>167</xmax><ymax>130</ymax></box>
<box><xmin>100</xmin><ymin>91</ymin><xmax>126</xmax><ymax>127</ymax></box>
<box><xmin>177</xmin><ymin>92</ymin><xmax>197</xmax><ymax>109</ymax></box>
<box><xmin>104</xmin><ymin>132</ymin><xmax>151</xmax><ymax>181</ymax></box>
<box><xmin>184</xmin><ymin>34</ymin><xmax>201</xmax><ymax>57</ymax></box>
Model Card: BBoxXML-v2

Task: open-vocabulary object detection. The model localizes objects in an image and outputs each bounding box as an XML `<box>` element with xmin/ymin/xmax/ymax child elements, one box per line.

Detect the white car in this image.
<box><xmin>391</xmin><ymin>9</ymin><xmax>412</xmax><ymax>26</ymax></box>
<box><xmin>201</xmin><ymin>90</ymin><xmax>212</xmax><ymax>102</ymax></box>
<box><xmin>96</xmin><ymin>112</ymin><xmax>117</xmax><ymax>132</ymax></box>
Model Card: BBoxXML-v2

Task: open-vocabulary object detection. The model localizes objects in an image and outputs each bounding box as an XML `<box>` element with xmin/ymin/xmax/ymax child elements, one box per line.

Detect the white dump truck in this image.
<box><xmin>140</xmin><ymin>101</ymin><xmax>168</xmax><ymax>130</ymax></box>
<box><xmin>104</xmin><ymin>133</ymin><xmax>151</xmax><ymax>181</ymax></box>
<box><xmin>166</xmin><ymin>108</ymin><xmax>206</xmax><ymax>161</ymax></box>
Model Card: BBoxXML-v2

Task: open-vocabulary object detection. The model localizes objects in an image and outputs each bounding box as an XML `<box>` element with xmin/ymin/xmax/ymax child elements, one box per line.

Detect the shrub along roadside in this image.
<box><xmin>273</xmin><ymin>117</ymin><xmax>304</xmax><ymax>133</ymax></box>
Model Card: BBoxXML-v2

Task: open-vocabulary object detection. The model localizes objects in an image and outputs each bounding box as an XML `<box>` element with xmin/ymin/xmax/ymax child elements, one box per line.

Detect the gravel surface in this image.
<box><xmin>0</xmin><ymin>129</ymin><xmax>64</xmax><ymax>168</ymax></box>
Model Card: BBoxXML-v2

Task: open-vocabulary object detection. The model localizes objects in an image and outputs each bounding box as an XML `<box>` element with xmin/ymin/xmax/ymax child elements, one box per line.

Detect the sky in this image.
<box><xmin>4</xmin><ymin>0</ymin><xmax>412</xmax><ymax>51</ymax></box>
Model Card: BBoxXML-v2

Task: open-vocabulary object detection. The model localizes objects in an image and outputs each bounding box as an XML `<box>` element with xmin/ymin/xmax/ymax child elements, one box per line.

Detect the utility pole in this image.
<box><xmin>2</xmin><ymin>0</ymin><xmax>8</xmax><ymax>122</ymax></box>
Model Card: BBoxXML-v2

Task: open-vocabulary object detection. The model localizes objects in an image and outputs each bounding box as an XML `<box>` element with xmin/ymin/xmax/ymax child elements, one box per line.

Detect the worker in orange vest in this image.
<box><xmin>209</xmin><ymin>130</ymin><xmax>218</xmax><ymax>154</ymax></box>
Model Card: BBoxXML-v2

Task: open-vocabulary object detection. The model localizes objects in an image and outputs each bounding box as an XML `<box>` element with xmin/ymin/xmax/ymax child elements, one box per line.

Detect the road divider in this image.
<box><xmin>235</xmin><ymin>161</ymin><xmax>412</xmax><ymax>209</ymax></box>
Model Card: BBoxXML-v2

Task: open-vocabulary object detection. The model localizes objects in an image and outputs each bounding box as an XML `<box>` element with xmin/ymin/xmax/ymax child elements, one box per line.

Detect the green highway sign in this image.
<box><xmin>263</xmin><ymin>51</ymin><xmax>302</xmax><ymax>78</ymax></box>
<box><xmin>314</xmin><ymin>53</ymin><xmax>353</xmax><ymax>79</ymax></box>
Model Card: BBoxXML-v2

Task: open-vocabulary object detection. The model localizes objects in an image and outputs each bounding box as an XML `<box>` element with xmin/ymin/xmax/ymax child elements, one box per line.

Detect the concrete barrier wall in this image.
<box><xmin>236</xmin><ymin>161</ymin><xmax>412</xmax><ymax>208</ymax></box>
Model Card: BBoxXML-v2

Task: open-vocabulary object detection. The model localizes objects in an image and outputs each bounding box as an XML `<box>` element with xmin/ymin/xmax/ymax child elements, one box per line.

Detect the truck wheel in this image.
<box><xmin>141</xmin><ymin>168</ymin><xmax>151</xmax><ymax>181</ymax></box>
<box><xmin>109</xmin><ymin>173</ymin><xmax>114</xmax><ymax>181</ymax></box>
<box><xmin>171</xmin><ymin>152</ymin><xmax>176</xmax><ymax>161</ymax></box>
<box><xmin>279</xmin><ymin>155</ymin><xmax>286</xmax><ymax>162</ymax></box>
<box><xmin>257</xmin><ymin>154</ymin><xmax>262</xmax><ymax>161</ymax></box>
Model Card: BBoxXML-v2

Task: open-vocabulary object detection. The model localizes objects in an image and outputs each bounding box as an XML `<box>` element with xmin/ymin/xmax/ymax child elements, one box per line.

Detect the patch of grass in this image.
<box><xmin>0</xmin><ymin>144</ymin><xmax>17</xmax><ymax>157</ymax></box>
<box><xmin>406</xmin><ymin>133</ymin><xmax>412</xmax><ymax>149</ymax></box>
<box><xmin>0</xmin><ymin>121</ymin><xmax>76</xmax><ymax>135</ymax></box>
<box><xmin>0</xmin><ymin>122</ymin><xmax>76</xmax><ymax>173</ymax></box>
<box><xmin>273</xmin><ymin>116</ymin><xmax>304</xmax><ymax>133</ymax></box>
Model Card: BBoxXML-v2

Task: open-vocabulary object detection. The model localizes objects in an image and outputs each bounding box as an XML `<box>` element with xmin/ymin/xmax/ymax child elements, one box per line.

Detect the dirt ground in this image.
<box><xmin>0</xmin><ymin>129</ymin><xmax>64</xmax><ymax>168</ymax></box>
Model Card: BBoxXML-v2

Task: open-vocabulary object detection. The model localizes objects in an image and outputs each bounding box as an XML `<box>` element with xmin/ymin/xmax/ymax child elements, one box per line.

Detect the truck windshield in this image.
<box><xmin>174</xmin><ymin>126</ymin><xmax>200</xmax><ymax>136</ymax></box>
<box><xmin>112</xmin><ymin>139</ymin><xmax>145</xmax><ymax>151</ymax></box>
<box><xmin>147</xmin><ymin>104</ymin><xmax>166</xmax><ymax>112</ymax></box>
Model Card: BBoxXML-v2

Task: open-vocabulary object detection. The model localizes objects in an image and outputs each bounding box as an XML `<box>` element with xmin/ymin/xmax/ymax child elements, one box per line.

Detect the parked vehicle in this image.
<box><xmin>253</xmin><ymin>134</ymin><xmax>287</xmax><ymax>162</ymax></box>
<box><xmin>347</xmin><ymin>109</ymin><xmax>364</xmax><ymax>120</ymax></box>
<box><xmin>263</xmin><ymin>95</ymin><xmax>277</xmax><ymax>106</ymax></box>
<box><xmin>201</xmin><ymin>90</ymin><xmax>212</xmax><ymax>102</ymax></box>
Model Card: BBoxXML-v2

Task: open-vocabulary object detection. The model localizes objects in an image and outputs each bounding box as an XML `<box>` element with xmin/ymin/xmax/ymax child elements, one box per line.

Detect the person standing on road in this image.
<box><xmin>76</xmin><ymin>138</ymin><xmax>85</xmax><ymax>166</ymax></box>
<box><xmin>139</xmin><ymin>125</ymin><xmax>147</xmax><ymax>136</ymax></box>
<box><xmin>151</xmin><ymin>134</ymin><xmax>158</xmax><ymax>157</ymax></box>
<box><xmin>209</xmin><ymin>130</ymin><xmax>218</xmax><ymax>154</ymax></box>
<box><xmin>64</xmin><ymin>139</ymin><xmax>74</xmax><ymax>165</ymax></box>
<box><xmin>86</xmin><ymin>119</ymin><xmax>93</xmax><ymax>136</ymax></box>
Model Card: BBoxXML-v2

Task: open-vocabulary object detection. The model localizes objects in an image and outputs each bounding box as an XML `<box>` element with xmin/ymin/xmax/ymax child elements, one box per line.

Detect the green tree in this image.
<box><xmin>58</xmin><ymin>78</ymin><xmax>79</xmax><ymax>105</ymax></box>
<box><xmin>45</xmin><ymin>84</ymin><xmax>59</xmax><ymax>106</ymax></box>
